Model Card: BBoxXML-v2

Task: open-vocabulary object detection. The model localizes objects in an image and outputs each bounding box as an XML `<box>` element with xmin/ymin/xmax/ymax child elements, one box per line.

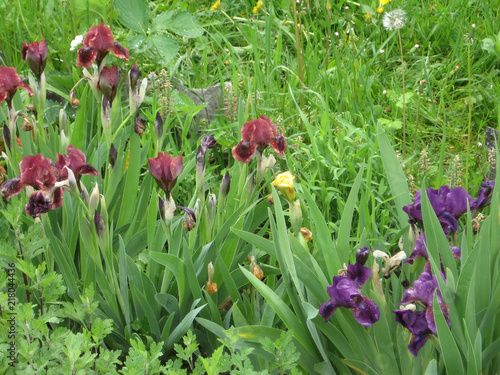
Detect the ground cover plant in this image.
<box><xmin>1</xmin><ymin>0</ymin><xmax>499</xmax><ymax>373</ymax></box>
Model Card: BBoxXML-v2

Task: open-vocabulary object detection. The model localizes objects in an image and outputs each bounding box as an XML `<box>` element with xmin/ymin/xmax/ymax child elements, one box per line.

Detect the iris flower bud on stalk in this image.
<box><xmin>128</xmin><ymin>63</ymin><xmax>148</xmax><ymax>113</ymax></box>
<box><xmin>220</xmin><ymin>171</ymin><xmax>231</xmax><ymax>198</ymax></box>
<box><xmin>195</xmin><ymin>134</ymin><xmax>218</xmax><ymax>196</ymax></box>
<box><xmin>109</xmin><ymin>144</ymin><xmax>118</xmax><ymax>168</ymax></box>
<box><xmin>154</xmin><ymin>112</ymin><xmax>163</xmax><ymax>146</ymax></box>
<box><xmin>94</xmin><ymin>210</ymin><xmax>106</xmax><ymax>239</ymax></box>
<box><xmin>158</xmin><ymin>195</ymin><xmax>176</xmax><ymax>226</ymax></box>
<box><xmin>88</xmin><ymin>182</ymin><xmax>100</xmax><ymax>214</ymax></box>
<box><xmin>59</xmin><ymin>108</ymin><xmax>67</xmax><ymax>132</ymax></box>
<box><xmin>3</xmin><ymin>125</ymin><xmax>11</xmax><ymax>150</ymax></box>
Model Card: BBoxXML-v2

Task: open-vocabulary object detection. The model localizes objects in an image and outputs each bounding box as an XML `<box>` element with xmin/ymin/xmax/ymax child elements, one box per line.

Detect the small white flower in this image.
<box><xmin>70</xmin><ymin>35</ymin><xmax>84</xmax><ymax>51</ymax></box>
<box><xmin>382</xmin><ymin>9</ymin><xmax>407</xmax><ymax>31</ymax></box>
<box><xmin>414</xmin><ymin>44</ymin><xmax>420</xmax><ymax>48</ymax></box>
<box><xmin>383</xmin><ymin>89</ymin><xmax>387</xmax><ymax>95</ymax></box>
<box><xmin>334</xmin><ymin>32</ymin><xmax>340</xmax><ymax>38</ymax></box>
<box><xmin>472</xmin><ymin>23</ymin><xmax>476</xmax><ymax>29</ymax></box>
<box><xmin>379</xmin><ymin>49</ymin><xmax>385</xmax><ymax>54</ymax></box>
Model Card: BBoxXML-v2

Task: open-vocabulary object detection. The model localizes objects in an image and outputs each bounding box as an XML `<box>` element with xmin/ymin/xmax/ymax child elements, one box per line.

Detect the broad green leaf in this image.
<box><xmin>337</xmin><ymin>164</ymin><xmax>365</xmax><ymax>261</ymax></box>
<box><xmin>152</xmin><ymin>10</ymin><xmax>204</xmax><ymax>38</ymax></box>
<box><xmin>114</xmin><ymin>0</ymin><xmax>149</xmax><ymax>34</ymax></box>
<box><xmin>164</xmin><ymin>304</ymin><xmax>206</xmax><ymax>350</ymax></box>
<box><xmin>424</xmin><ymin>359</ymin><xmax>438</xmax><ymax>375</ymax></box>
<box><xmin>377</xmin><ymin>129</ymin><xmax>411</xmax><ymax>230</ymax></box>
<box><xmin>149</xmin><ymin>34</ymin><xmax>179</xmax><ymax>65</ymax></box>
<box><xmin>433</xmin><ymin>294</ymin><xmax>464</xmax><ymax>375</ymax></box>
<box><xmin>239</xmin><ymin>266</ymin><xmax>316</xmax><ymax>357</ymax></box>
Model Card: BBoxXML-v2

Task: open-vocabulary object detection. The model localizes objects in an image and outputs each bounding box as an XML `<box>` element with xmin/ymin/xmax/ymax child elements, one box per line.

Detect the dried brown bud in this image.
<box><xmin>250</xmin><ymin>256</ymin><xmax>264</xmax><ymax>280</ymax></box>
<box><xmin>70</xmin><ymin>89</ymin><xmax>80</xmax><ymax>108</ymax></box>
<box><xmin>299</xmin><ymin>227</ymin><xmax>312</xmax><ymax>242</ymax></box>
<box><xmin>134</xmin><ymin>112</ymin><xmax>146</xmax><ymax>137</ymax></box>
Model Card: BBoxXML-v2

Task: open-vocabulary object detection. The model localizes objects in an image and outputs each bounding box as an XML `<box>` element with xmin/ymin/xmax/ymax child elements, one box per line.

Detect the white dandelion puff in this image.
<box><xmin>70</xmin><ymin>35</ymin><xmax>84</xmax><ymax>51</ymax></box>
<box><xmin>382</xmin><ymin>9</ymin><xmax>407</xmax><ymax>31</ymax></box>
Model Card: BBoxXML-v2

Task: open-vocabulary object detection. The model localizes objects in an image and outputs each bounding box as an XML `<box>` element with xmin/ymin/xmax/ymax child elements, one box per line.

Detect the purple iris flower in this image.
<box><xmin>394</xmin><ymin>309</ymin><xmax>432</xmax><ymax>356</ymax></box>
<box><xmin>395</xmin><ymin>262</ymin><xmax>450</xmax><ymax>356</ymax></box>
<box><xmin>404</xmin><ymin>183</ymin><xmax>495</xmax><ymax>235</ymax></box>
<box><xmin>320</xmin><ymin>261</ymin><xmax>380</xmax><ymax>326</ymax></box>
<box><xmin>470</xmin><ymin>180</ymin><xmax>495</xmax><ymax>211</ymax></box>
<box><xmin>403</xmin><ymin>186</ymin><xmax>472</xmax><ymax>234</ymax></box>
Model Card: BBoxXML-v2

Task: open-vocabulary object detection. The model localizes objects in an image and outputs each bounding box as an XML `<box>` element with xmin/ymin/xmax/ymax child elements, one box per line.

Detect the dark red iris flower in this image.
<box><xmin>148</xmin><ymin>152</ymin><xmax>183</xmax><ymax>197</ymax></box>
<box><xmin>54</xmin><ymin>145</ymin><xmax>100</xmax><ymax>181</ymax></box>
<box><xmin>1</xmin><ymin>146</ymin><xmax>98</xmax><ymax>217</ymax></box>
<box><xmin>0</xmin><ymin>66</ymin><xmax>34</xmax><ymax>108</ymax></box>
<box><xmin>232</xmin><ymin>116</ymin><xmax>287</xmax><ymax>163</ymax></box>
<box><xmin>22</xmin><ymin>39</ymin><xmax>48</xmax><ymax>80</ymax></box>
<box><xmin>97</xmin><ymin>65</ymin><xmax>119</xmax><ymax>103</ymax></box>
<box><xmin>77</xmin><ymin>23</ymin><xmax>129</xmax><ymax>68</ymax></box>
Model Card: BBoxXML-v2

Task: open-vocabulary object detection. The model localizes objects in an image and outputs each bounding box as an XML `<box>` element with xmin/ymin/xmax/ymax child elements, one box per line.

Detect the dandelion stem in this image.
<box><xmin>397</xmin><ymin>29</ymin><xmax>406</xmax><ymax>158</ymax></box>
<box><xmin>465</xmin><ymin>43</ymin><xmax>472</xmax><ymax>190</ymax></box>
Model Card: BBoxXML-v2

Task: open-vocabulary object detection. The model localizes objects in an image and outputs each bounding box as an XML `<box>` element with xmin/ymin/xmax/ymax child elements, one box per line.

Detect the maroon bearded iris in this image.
<box><xmin>0</xmin><ymin>66</ymin><xmax>34</xmax><ymax>108</ymax></box>
<box><xmin>22</xmin><ymin>39</ymin><xmax>48</xmax><ymax>80</ymax></box>
<box><xmin>232</xmin><ymin>116</ymin><xmax>286</xmax><ymax>163</ymax></box>
<box><xmin>77</xmin><ymin>23</ymin><xmax>129</xmax><ymax>68</ymax></box>
<box><xmin>148</xmin><ymin>152</ymin><xmax>183</xmax><ymax>197</ymax></box>
<box><xmin>1</xmin><ymin>146</ymin><xmax>99</xmax><ymax>217</ymax></box>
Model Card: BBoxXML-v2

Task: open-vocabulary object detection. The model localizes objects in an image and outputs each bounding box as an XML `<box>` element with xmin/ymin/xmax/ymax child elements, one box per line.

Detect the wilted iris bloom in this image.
<box><xmin>77</xmin><ymin>23</ymin><xmax>129</xmax><ymax>68</ymax></box>
<box><xmin>232</xmin><ymin>116</ymin><xmax>286</xmax><ymax>163</ymax></box>
<box><xmin>320</xmin><ymin>262</ymin><xmax>380</xmax><ymax>326</ymax></box>
<box><xmin>148</xmin><ymin>152</ymin><xmax>183</xmax><ymax>198</ymax></box>
<box><xmin>373</xmin><ymin>250</ymin><xmax>406</xmax><ymax>278</ymax></box>
<box><xmin>0</xmin><ymin>66</ymin><xmax>34</xmax><ymax>108</ymax></box>
<box><xmin>22</xmin><ymin>39</ymin><xmax>48</xmax><ymax>80</ymax></box>
<box><xmin>394</xmin><ymin>262</ymin><xmax>450</xmax><ymax>356</ymax></box>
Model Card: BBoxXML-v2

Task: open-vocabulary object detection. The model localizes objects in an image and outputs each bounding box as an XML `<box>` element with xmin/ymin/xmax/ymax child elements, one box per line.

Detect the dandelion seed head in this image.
<box><xmin>382</xmin><ymin>9</ymin><xmax>407</xmax><ymax>31</ymax></box>
<box><xmin>70</xmin><ymin>35</ymin><xmax>84</xmax><ymax>51</ymax></box>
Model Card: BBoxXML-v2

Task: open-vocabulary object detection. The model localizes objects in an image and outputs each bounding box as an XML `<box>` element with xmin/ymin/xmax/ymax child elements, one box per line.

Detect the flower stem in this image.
<box><xmin>465</xmin><ymin>43</ymin><xmax>472</xmax><ymax>190</ymax></box>
<box><xmin>397</xmin><ymin>29</ymin><xmax>407</xmax><ymax>158</ymax></box>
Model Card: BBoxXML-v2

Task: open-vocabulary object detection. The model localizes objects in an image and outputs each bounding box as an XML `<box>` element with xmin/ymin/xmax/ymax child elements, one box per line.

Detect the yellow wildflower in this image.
<box><xmin>380</xmin><ymin>0</ymin><xmax>391</xmax><ymax>5</ymax></box>
<box><xmin>210</xmin><ymin>0</ymin><xmax>221</xmax><ymax>11</ymax></box>
<box><xmin>272</xmin><ymin>171</ymin><xmax>295</xmax><ymax>203</ymax></box>
<box><xmin>364</xmin><ymin>13</ymin><xmax>372</xmax><ymax>21</ymax></box>
<box><xmin>377</xmin><ymin>6</ymin><xmax>385</xmax><ymax>13</ymax></box>
<box><xmin>253</xmin><ymin>0</ymin><xmax>263</xmax><ymax>14</ymax></box>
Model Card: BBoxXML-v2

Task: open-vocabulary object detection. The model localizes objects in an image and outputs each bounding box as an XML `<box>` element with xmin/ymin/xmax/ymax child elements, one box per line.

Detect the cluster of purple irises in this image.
<box><xmin>320</xmin><ymin>181</ymin><xmax>494</xmax><ymax>355</ymax></box>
